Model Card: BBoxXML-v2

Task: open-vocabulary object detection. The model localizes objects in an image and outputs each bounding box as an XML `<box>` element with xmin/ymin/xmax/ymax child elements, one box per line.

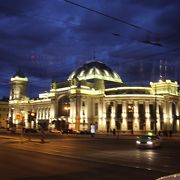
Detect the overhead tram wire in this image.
<box><xmin>0</xmin><ymin>2</ymin><xmax>162</xmax><ymax>48</ymax></box>
<box><xmin>1</xmin><ymin>1</ymin><xmax>177</xmax><ymax>64</ymax></box>
<box><xmin>111</xmin><ymin>32</ymin><xmax>163</xmax><ymax>47</ymax></box>
<box><xmin>64</xmin><ymin>0</ymin><xmax>163</xmax><ymax>47</ymax></box>
<box><xmin>119</xmin><ymin>48</ymin><xmax>180</xmax><ymax>65</ymax></box>
<box><xmin>110</xmin><ymin>32</ymin><xmax>179</xmax><ymax>62</ymax></box>
<box><xmin>64</xmin><ymin>0</ymin><xmax>156</xmax><ymax>35</ymax></box>
<box><xmin>111</xmin><ymin>32</ymin><xmax>165</xmax><ymax>60</ymax></box>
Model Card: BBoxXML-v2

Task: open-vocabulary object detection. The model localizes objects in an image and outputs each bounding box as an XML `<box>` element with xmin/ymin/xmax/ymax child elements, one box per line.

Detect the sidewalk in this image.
<box><xmin>0</xmin><ymin>128</ymin><xmax>180</xmax><ymax>141</ymax></box>
<box><xmin>89</xmin><ymin>133</ymin><xmax>180</xmax><ymax>140</ymax></box>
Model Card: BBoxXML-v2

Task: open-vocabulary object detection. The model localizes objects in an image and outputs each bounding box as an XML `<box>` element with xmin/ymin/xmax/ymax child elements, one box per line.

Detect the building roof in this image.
<box><xmin>68</xmin><ymin>61</ymin><xmax>123</xmax><ymax>83</ymax></box>
<box><xmin>13</xmin><ymin>70</ymin><xmax>26</xmax><ymax>78</ymax></box>
<box><xmin>11</xmin><ymin>70</ymin><xmax>28</xmax><ymax>82</ymax></box>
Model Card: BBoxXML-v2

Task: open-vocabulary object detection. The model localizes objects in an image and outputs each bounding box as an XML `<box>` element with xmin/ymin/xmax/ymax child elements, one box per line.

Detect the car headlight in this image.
<box><xmin>147</xmin><ymin>141</ymin><xmax>153</xmax><ymax>145</ymax></box>
<box><xmin>136</xmin><ymin>140</ymin><xmax>140</xmax><ymax>144</ymax></box>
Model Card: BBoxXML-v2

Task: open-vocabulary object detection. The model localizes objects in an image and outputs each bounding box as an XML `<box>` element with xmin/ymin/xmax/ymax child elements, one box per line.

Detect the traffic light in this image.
<box><xmin>174</xmin><ymin>115</ymin><xmax>180</xmax><ymax>120</ymax></box>
<box><xmin>28</xmin><ymin>111</ymin><xmax>36</xmax><ymax>122</ymax></box>
<box><xmin>30</xmin><ymin>112</ymin><xmax>36</xmax><ymax>119</ymax></box>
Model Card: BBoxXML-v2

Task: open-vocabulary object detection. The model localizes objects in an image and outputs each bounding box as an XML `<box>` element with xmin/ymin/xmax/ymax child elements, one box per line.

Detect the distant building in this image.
<box><xmin>0</xmin><ymin>99</ymin><xmax>9</xmax><ymax>128</ymax></box>
<box><xmin>8</xmin><ymin>61</ymin><xmax>180</xmax><ymax>133</ymax></box>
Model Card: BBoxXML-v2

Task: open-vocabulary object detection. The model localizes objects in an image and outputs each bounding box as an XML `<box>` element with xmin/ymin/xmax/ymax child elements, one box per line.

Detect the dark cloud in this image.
<box><xmin>0</xmin><ymin>0</ymin><xmax>179</xmax><ymax>98</ymax></box>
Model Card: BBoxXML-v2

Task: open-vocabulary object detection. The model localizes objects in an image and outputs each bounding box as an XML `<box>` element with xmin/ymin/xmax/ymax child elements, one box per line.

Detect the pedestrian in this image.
<box><xmin>39</xmin><ymin>125</ymin><xmax>45</xmax><ymax>143</ymax></box>
<box><xmin>106</xmin><ymin>128</ymin><xmax>109</xmax><ymax>136</ymax></box>
<box><xmin>169</xmin><ymin>130</ymin><xmax>172</xmax><ymax>137</ymax></box>
<box><xmin>113</xmin><ymin>129</ymin><xmax>116</xmax><ymax>136</ymax></box>
<box><xmin>90</xmin><ymin>124</ymin><xmax>96</xmax><ymax>137</ymax></box>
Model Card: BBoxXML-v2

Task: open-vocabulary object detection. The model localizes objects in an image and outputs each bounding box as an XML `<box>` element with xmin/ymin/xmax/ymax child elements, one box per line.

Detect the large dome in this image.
<box><xmin>68</xmin><ymin>61</ymin><xmax>123</xmax><ymax>83</ymax></box>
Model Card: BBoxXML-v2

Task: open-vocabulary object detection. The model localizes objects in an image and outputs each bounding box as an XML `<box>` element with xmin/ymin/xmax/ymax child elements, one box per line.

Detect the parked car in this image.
<box><xmin>73</xmin><ymin>130</ymin><xmax>81</xmax><ymax>134</ymax></box>
<box><xmin>50</xmin><ymin>129</ymin><xmax>62</xmax><ymax>134</ymax></box>
<box><xmin>80</xmin><ymin>130</ymin><xmax>91</xmax><ymax>134</ymax></box>
<box><xmin>24</xmin><ymin>128</ymin><xmax>38</xmax><ymax>133</ymax></box>
<box><xmin>136</xmin><ymin>133</ymin><xmax>161</xmax><ymax>149</ymax></box>
<box><xmin>156</xmin><ymin>173</ymin><xmax>180</xmax><ymax>180</ymax></box>
<box><xmin>62</xmin><ymin>129</ymin><xmax>74</xmax><ymax>134</ymax></box>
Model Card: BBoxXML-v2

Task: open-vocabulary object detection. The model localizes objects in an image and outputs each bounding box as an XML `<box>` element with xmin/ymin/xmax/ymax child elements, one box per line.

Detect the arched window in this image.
<box><xmin>58</xmin><ymin>96</ymin><xmax>70</xmax><ymax>117</ymax></box>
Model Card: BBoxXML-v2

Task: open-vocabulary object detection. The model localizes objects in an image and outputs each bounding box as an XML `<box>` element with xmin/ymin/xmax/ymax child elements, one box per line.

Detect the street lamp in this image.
<box><xmin>64</xmin><ymin>106</ymin><xmax>70</xmax><ymax>115</ymax></box>
<box><xmin>64</xmin><ymin>105</ymin><xmax>70</xmax><ymax>129</ymax></box>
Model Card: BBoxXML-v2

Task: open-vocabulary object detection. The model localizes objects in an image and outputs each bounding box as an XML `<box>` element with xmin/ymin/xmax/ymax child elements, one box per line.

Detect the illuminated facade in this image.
<box><xmin>8</xmin><ymin>61</ymin><xmax>180</xmax><ymax>133</ymax></box>
<box><xmin>0</xmin><ymin>100</ymin><xmax>9</xmax><ymax>128</ymax></box>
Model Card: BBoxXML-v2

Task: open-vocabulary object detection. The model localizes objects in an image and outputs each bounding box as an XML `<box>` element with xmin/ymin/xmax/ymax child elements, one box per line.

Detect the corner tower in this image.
<box><xmin>10</xmin><ymin>70</ymin><xmax>28</xmax><ymax>100</ymax></box>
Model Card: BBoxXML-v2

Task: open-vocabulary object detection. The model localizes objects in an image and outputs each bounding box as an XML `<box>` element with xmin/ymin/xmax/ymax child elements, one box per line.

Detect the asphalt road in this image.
<box><xmin>0</xmin><ymin>134</ymin><xmax>180</xmax><ymax>180</ymax></box>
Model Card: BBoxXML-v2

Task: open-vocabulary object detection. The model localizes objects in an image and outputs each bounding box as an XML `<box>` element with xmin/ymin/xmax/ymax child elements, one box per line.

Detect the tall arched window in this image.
<box><xmin>58</xmin><ymin>96</ymin><xmax>70</xmax><ymax>117</ymax></box>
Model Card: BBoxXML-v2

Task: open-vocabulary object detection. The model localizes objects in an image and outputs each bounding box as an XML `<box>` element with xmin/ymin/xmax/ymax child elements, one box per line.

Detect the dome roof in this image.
<box><xmin>68</xmin><ymin>61</ymin><xmax>123</xmax><ymax>83</ymax></box>
<box><xmin>11</xmin><ymin>70</ymin><xmax>28</xmax><ymax>82</ymax></box>
<box><xmin>13</xmin><ymin>70</ymin><xmax>26</xmax><ymax>78</ymax></box>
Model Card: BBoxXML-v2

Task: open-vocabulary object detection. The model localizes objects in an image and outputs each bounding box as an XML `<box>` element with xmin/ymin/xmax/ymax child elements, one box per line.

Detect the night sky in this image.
<box><xmin>0</xmin><ymin>0</ymin><xmax>180</xmax><ymax>98</ymax></box>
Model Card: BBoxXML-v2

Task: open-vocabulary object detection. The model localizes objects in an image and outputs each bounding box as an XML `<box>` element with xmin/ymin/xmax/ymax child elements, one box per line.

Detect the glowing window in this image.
<box><xmin>79</xmin><ymin>70</ymin><xmax>85</xmax><ymax>76</ymax></box>
<box><xmin>69</xmin><ymin>72</ymin><xmax>75</xmax><ymax>79</ymax></box>
<box><xmin>95</xmin><ymin>68</ymin><xmax>101</xmax><ymax>74</ymax></box>
<box><xmin>104</xmin><ymin>70</ymin><xmax>109</xmax><ymax>76</ymax></box>
<box><xmin>89</xmin><ymin>68</ymin><xmax>94</xmax><ymax>75</ymax></box>
<box><xmin>114</xmin><ymin>72</ymin><xmax>119</xmax><ymax>78</ymax></box>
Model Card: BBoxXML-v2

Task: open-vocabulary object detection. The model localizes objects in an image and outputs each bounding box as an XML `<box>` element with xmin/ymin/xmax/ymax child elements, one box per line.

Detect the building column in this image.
<box><xmin>121</xmin><ymin>101</ymin><xmax>127</xmax><ymax>131</ymax></box>
<box><xmin>145</xmin><ymin>101</ymin><xmax>151</xmax><ymax>131</ymax></box>
<box><xmin>133</xmin><ymin>101</ymin><xmax>139</xmax><ymax>132</ymax></box>
<box><xmin>110</xmin><ymin>102</ymin><xmax>116</xmax><ymax>130</ymax></box>
<box><xmin>156</xmin><ymin>103</ymin><xmax>161</xmax><ymax>131</ymax></box>
<box><xmin>36</xmin><ymin>108</ymin><xmax>39</xmax><ymax>119</ymax></box>
<box><xmin>164</xmin><ymin>101</ymin><xmax>172</xmax><ymax>131</ymax></box>
<box><xmin>75</xmin><ymin>91</ymin><xmax>81</xmax><ymax>130</ymax></box>
<box><xmin>176</xmin><ymin>102</ymin><xmax>180</xmax><ymax>131</ymax></box>
<box><xmin>45</xmin><ymin>108</ymin><xmax>47</xmax><ymax>119</ymax></box>
<box><xmin>163</xmin><ymin>102</ymin><xmax>168</xmax><ymax>130</ymax></box>
<box><xmin>42</xmin><ymin>108</ymin><xmax>45</xmax><ymax>119</ymax></box>
<box><xmin>169</xmin><ymin>102</ymin><xmax>173</xmax><ymax>131</ymax></box>
<box><xmin>40</xmin><ymin>108</ymin><xmax>43</xmax><ymax>119</ymax></box>
<box><xmin>98</xmin><ymin>98</ymin><xmax>105</xmax><ymax>132</ymax></box>
<box><xmin>101</xmin><ymin>102</ymin><xmax>107</xmax><ymax>131</ymax></box>
<box><xmin>8</xmin><ymin>107</ymin><xmax>14</xmax><ymax>128</ymax></box>
<box><xmin>48</xmin><ymin>108</ymin><xmax>51</xmax><ymax>123</ymax></box>
<box><xmin>69</xmin><ymin>96</ymin><xmax>77</xmax><ymax>129</ymax></box>
<box><xmin>24</xmin><ymin>111</ymin><xmax>29</xmax><ymax>128</ymax></box>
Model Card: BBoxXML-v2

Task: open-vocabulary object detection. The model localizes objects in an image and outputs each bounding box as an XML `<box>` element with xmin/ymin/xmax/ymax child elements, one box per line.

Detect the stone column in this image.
<box><xmin>42</xmin><ymin>108</ymin><xmax>45</xmax><ymax>120</ymax></box>
<box><xmin>75</xmin><ymin>91</ymin><xmax>81</xmax><ymax>130</ymax></box>
<box><xmin>121</xmin><ymin>101</ymin><xmax>127</xmax><ymax>131</ymax></box>
<box><xmin>98</xmin><ymin>98</ymin><xmax>105</xmax><ymax>131</ymax></box>
<box><xmin>145</xmin><ymin>101</ymin><xmax>151</xmax><ymax>131</ymax></box>
<box><xmin>70</xmin><ymin>97</ymin><xmax>76</xmax><ymax>123</ymax></box>
<box><xmin>176</xmin><ymin>102</ymin><xmax>180</xmax><ymax>131</ymax></box>
<box><xmin>156</xmin><ymin>103</ymin><xmax>160</xmax><ymax>131</ymax></box>
<box><xmin>133</xmin><ymin>101</ymin><xmax>139</xmax><ymax>132</ymax></box>
<box><xmin>169</xmin><ymin>102</ymin><xmax>173</xmax><ymax>130</ymax></box>
<box><xmin>163</xmin><ymin>102</ymin><xmax>168</xmax><ymax>130</ymax></box>
<box><xmin>110</xmin><ymin>102</ymin><xmax>116</xmax><ymax>130</ymax></box>
<box><xmin>102</xmin><ymin>102</ymin><xmax>107</xmax><ymax>131</ymax></box>
<box><xmin>25</xmin><ymin>111</ymin><xmax>29</xmax><ymax>128</ymax></box>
